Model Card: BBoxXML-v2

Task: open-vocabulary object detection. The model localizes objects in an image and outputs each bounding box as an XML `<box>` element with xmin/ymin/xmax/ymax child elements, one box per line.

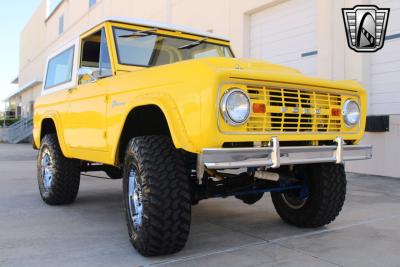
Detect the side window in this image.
<box><xmin>99</xmin><ymin>29</ymin><xmax>112</xmax><ymax>77</ymax></box>
<box><xmin>44</xmin><ymin>46</ymin><xmax>75</xmax><ymax>89</ymax></box>
<box><xmin>80</xmin><ymin>28</ymin><xmax>112</xmax><ymax>84</ymax></box>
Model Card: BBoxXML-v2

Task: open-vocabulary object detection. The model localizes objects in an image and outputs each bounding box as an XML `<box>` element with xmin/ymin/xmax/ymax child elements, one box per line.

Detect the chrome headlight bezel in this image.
<box><xmin>220</xmin><ymin>88</ymin><xmax>251</xmax><ymax>126</ymax></box>
<box><xmin>342</xmin><ymin>99</ymin><xmax>361</xmax><ymax>127</ymax></box>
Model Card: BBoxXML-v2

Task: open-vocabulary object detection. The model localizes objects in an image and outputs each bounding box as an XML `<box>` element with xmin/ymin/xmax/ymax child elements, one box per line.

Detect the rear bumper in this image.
<box><xmin>202</xmin><ymin>137</ymin><xmax>372</xmax><ymax>170</ymax></box>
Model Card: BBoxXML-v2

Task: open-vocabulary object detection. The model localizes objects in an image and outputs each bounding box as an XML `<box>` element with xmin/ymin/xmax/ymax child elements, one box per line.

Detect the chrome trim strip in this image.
<box><xmin>271</xmin><ymin>136</ymin><xmax>280</xmax><ymax>168</ymax></box>
<box><xmin>220</xmin><ymin>88</ymin><xmax>251</xmax><ymax>126</ymax></box>
<box><xmin>342</xmin><ymin>99</ymin><xmax>361</xmax><ymax>128</ymax></box>
<box><xmin>335</xmin><ymin>136</ymin><xmax>344</xmax><ymax>164</ymax></box>
<box><xmin>280</xmin><ymin>146</ymin><xmax>336</xmax><ymax>153</ymax></box>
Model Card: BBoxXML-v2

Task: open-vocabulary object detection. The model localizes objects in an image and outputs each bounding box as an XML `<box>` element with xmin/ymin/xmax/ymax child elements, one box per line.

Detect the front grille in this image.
<box><xmin>245</xmin><ymin>85</ymin><xmax>342</xmax><ymax>133</ymax></box>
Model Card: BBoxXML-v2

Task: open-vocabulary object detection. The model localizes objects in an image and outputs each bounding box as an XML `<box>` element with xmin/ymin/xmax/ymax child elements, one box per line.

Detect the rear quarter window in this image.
<box><xmin>45</xmin><ymin>46</ymin><xmax>75</xmax><ymax>89</ymax></box>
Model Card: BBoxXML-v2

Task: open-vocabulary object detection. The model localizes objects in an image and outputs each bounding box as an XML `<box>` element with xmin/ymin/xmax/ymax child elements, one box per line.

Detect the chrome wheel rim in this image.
<box><xmin>128</xmin><ymin>168</ymin><xmax>143</xmax><ymax>230</ymax></box>
<box><xmin>41</xmin><ymin>149</ymin><xmax>54</xmax><ymax>191</ymax></box>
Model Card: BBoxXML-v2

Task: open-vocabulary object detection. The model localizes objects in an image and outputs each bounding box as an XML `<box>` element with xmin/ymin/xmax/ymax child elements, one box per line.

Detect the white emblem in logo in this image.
<box><xmin>342</xmin><ymin>5</ymin><xmax>390</xmax><ymax>52</ymax></box>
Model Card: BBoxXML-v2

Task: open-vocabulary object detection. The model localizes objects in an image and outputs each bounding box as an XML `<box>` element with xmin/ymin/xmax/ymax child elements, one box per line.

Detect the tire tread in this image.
<box><xmin>123</xmin><ymin>135</ymin><xmax>191</xmax><ymax>256</ymax></box>
<box><xmin>37</xmin><ymin>134</ymin><xmax>80</xmax><ymax>205</ymax></box>
<box><xmin>271</xmin><ymin>163</ymin><xmax>346</xmax><ymax>228</ymax></box>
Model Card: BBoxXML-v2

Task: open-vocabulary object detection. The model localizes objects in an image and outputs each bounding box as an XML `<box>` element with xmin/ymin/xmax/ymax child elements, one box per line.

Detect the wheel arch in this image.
<box><xmin>114</xmin><ymin>102</ymin><xmax>195</xmax><ymax>166</ymax></box>
<box><xmin>35</xmin><ymin>114</ymin><xmax>68</xmax><ymax>156</ymax></box>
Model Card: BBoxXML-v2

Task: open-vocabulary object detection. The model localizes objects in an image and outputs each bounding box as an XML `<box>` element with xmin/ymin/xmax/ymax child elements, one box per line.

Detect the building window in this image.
<box><xmin>46</xmin><ymin>0</ymin><xmax>63</xmax><ymax>18</ymax></box>
<box><xmin>59</xmin><ymin>15</ymin><xmax>64</xmax><ymax>35</ymax></box>
<box><xmin>89</xmin><ymin>0</ymin><xmax>97</xmax><ymax>8</ymax></box>
<box><xmin>44</xmin><ymin>46</ymin><xmax>75</xmax><ymax>89</ymax></box>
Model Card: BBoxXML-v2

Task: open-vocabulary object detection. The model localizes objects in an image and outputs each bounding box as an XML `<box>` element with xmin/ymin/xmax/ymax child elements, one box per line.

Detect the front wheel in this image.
<box><xmin>271</xmin><ymin>163</ymin><xmax>346</xmax><ymax>228</ymax></box>
<box><xmin>123</xmin><ymin>135</ymin><xmax>191</xmax><ymax>256</ymax></box>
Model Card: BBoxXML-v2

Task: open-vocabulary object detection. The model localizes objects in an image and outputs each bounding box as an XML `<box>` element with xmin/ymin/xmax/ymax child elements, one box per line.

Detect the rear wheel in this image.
<box><xmin>271</xmin><ymin>163</ymin><xmax>346</xmax><ymax>228</ymax></box>
<box><xmin>37</xmin><ymin>134</ymin><xmax>80</xmax><ymax>205</ymax></box>
<box><xmin>123</xmin><ymin>135</ymin><xmax>191</xmax><ymax>256</ymax></box>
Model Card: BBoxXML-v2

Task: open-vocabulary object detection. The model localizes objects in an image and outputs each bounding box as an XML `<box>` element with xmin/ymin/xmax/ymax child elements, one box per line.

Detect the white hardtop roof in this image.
<box><xmin>89</xmin><ymin>17</ymin><xmax>230</xmax><ymax>41</ymax></box>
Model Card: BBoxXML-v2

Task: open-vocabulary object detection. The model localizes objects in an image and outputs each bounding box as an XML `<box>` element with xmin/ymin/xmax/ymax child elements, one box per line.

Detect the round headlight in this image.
<box><xmin>343</xmin><ymin>100</ymin><xmax>360</xmax><ymax>127</ymax></box>
<box><xmin>220</xmin><ymin>89</ymin><xmax>251</xmax><ymax>126</ymax></box>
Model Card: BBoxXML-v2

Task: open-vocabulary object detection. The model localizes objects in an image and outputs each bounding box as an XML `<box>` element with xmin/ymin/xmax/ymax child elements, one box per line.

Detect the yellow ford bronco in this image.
<box><xmin>33</xmin><ymin>17</ymin><xmax>372</xmax><ymax>256</ymax></box>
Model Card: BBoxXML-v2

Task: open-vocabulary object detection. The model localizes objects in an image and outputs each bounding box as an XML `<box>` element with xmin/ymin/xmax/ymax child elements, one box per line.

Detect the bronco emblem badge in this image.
<box><xmin>342</xmin><ymin>5</ymin><xmax>390</xmax><ymax>52</ymax></box>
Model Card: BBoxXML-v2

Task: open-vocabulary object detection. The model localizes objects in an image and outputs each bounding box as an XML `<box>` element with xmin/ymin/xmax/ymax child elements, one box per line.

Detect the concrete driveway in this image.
<box><xmin>1</xmin><ymin>143</ymin><xmax>400</xmax><ymax>267</ymax></box>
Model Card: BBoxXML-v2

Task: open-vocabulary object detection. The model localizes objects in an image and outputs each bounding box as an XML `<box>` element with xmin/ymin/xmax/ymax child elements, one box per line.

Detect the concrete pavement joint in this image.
<box><xmin>267</xmin><ymin>215</ymin><xmax>400</xmax><ymax>266</ymax></box>
<box><xmin>148</xmin><ymin>214</ymin><xmax>400</xmax><ymax>266</ymax></box>
<box><xmin>269</xmin><ymin>214</ymin><xmax>400</xmax><ymax>243</ymax></box>
<box><xmin>209</xmin><ymin>221</ymin><xmax>345</xmax><ymax>267</ymax></box>
<box><xmin>264</xmin><ymin>216</ymin><xmax>400</xmax><ymax>267</ymax></box>
<box><xmin>145</xmin><ymin>241</ymin><xmax>269</xmax><ymax>266</ymax></box>
<box><xmin>206</xmin><ymin>219</ymin><xmax>270</xmax><ymax>242</ymax></box>
<box><xmin>272</xmin><ymin>242</ymin><xmax>344</xmax><ymax>267</ymax></box>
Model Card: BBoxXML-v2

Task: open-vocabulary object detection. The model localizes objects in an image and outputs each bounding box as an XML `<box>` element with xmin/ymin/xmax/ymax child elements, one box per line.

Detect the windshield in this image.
<box><xmin>113</xmin><ymin>27</ymin><xmax>233</xmax><ymax>67</ymax></box>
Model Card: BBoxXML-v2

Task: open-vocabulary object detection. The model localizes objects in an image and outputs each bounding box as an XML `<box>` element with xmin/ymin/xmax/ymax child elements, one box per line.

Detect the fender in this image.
<box><xmin>111</xmin><ymin>92</ymin><xmax>199</xmax><ymax>164</ymax></box>
<box><xmin>35</xmin><ymin>112</ymin><xmax>69</xmax><ymax>157</ymax></box>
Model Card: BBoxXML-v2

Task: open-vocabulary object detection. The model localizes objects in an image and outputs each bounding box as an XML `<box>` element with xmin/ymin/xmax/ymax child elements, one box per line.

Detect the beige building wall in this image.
<box><xmin>12</xmin><ymin>0</ymin><xmax>400</xmax><ymax>177</ymax></box>
<box><xmin>348</xmin><ymin>117</ymin><xmax>400</xmax><ymax>177</ymax></box>
<box><xmin>19</xmin><ymin>2</ymin><xmax>46</xmax><ymax>88</ymax></box>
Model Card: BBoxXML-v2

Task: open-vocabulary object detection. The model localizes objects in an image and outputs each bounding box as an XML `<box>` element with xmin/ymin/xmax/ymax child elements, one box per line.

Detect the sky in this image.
<box><xmin>0</xmin><ymin>0</ymin><xmax>42</xmax><ymax>111</ymax></box>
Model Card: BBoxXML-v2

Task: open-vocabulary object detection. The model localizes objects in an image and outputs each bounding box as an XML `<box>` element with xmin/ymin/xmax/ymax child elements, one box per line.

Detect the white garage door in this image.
<box><xmin>369</xmin><ymin>0</ymin><xmax>400</xmax><ymax>115</ymax></box>
<box><xmin>249</xmin><ymin>0</ymin><xmax>318</xmax><ymax>76</ymax></box>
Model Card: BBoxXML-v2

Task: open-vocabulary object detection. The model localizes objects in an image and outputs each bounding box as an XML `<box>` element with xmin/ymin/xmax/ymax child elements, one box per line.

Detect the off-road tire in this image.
<box><xmin>271</xmin><ymin>163</ymin><xmax>346</xmax><ymax>228</ymax></box>
<box><xmin>37</xmin><ymin>134</ymin><xmax>80</xmax><ymax>205</ymax></box>
<box><xmin>123</xmin><ymin>135</ymin><xmax>191</xmax><ymax>256</ymax></box>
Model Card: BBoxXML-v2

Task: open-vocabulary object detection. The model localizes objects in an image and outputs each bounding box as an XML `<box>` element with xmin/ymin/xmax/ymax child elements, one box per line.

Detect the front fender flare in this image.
<box><xmin>113</xmin><ymin>92</ymin><xmax>198</xmax><ymax>163</ymax></box>
<box><xmin>35</xmin><ymin>112</ymin><xmax>69</xmax><ymax>157</ymax></box>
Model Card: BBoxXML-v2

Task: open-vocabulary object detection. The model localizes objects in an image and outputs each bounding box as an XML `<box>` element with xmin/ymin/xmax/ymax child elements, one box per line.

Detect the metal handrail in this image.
<box><xmin>3</xmin><ymin>115</ymin><xmax>33</xmax><ymax>144</ymax></box>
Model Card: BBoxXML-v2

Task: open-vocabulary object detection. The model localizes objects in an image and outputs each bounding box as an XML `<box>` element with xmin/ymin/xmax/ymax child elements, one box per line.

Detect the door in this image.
<box><xmin>64</xmin><ymin>27</ymin><xmax>112</xmax><ymax>151</ymax></box>
<box><xmin>249</xmin><ymin>0</ymin><xmax>318</xmax><ymax>76</ymax></box>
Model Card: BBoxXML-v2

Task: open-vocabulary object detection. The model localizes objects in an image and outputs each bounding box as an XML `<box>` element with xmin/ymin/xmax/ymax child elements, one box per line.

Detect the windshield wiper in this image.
<box><xmin>178</xmin><ymin>37</ymin><xmax>208</xmax><ymax>50</ymax></box>
<box><xmin>119</xmin><ymin>28</ymin><xmax>159</xmax><ymax>38</ymax></box>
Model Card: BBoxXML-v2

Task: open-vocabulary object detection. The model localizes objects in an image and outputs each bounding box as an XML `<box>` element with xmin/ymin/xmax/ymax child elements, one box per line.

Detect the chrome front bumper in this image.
<box><xmin>202</xmin><ymin>137</ymin><xmax>372</xmax><ymax>170</ymax></box>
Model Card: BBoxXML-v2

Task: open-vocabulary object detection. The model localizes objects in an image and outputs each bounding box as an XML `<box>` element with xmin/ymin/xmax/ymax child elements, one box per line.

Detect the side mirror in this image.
<box><xmin>78</xmin><ymin>67</ymin><xmax>97</xmax><ymax>84</ymax></box>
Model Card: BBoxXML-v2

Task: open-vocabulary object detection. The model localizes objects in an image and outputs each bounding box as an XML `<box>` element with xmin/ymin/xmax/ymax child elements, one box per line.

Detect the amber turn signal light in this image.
<box><xmin>253</xmin><ymin>103</ymin><xmax>266</xmax><ymax>113</ymax></box>
<box><xmin>331</xmin><ymin>108</ymin><xmax>341</xmax><ymax>117</ymax></box>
